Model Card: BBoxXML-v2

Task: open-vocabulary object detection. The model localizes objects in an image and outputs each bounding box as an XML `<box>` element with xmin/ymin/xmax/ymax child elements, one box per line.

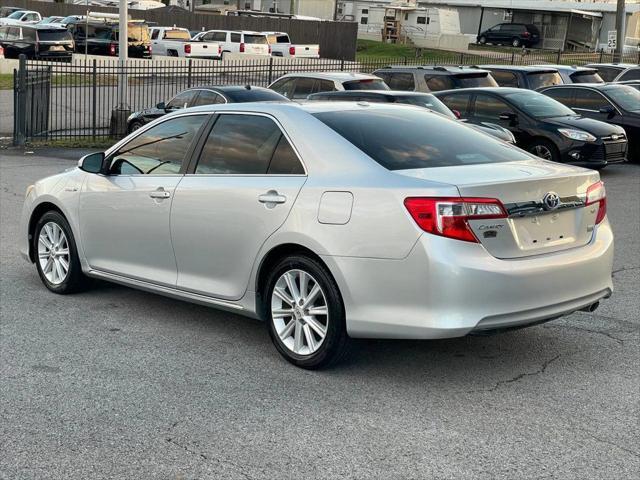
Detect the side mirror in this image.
<box><xmin>452</xmin><ymin>109</ymin><xmax>462</xmax><ymax>119</ymax></box>
<box><xmin>499</xmin><ymin>111</ymin><xmax>517</xmax><ymax>122</ymax></box>
<box><xmin>78</xmin><ymin>152</ymin><xmax>104</xmax><ymax>173</ymax></box>
<box><xmin>156</xmin><ymin>101</ymin><xmax>166</xmax><ymax>110</ymax></box>
<box><xmin>599</xmin><ymin>106</ymin><xmax>615</xmax><ymax>117</ymax></box>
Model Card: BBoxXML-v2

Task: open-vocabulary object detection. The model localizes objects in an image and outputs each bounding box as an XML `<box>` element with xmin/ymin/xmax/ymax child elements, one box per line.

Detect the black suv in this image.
<box><xmin>435</xmin><ymin>87</ymin><xmax>628</xmax><ymax>169</ymax></box>
<box><xmin>373</xmin><ymin>66</ymin><xmax>497</xmax><ymax>93</ymax></box>
<box><xmin>478</xmin><ymin>65</ymin><xmax>563</xmax><ymax>90</ymax></box>
<box><xmin>477</xmin><ymin>23</ymin><xmax>540</xmax><ymax>48</ymax></box>
<box><xmin>67</xmin><ymin>21</ymin><xmax>151</xmax><ymax>58</ymax></box>
<box><xmin>539</xmin><ymin>83</ymin><xmax>640</xmax><ymax>162</ymax></box>
<box><xmin>0</xmin><ymin>24</ymin><xmax>73</xmax><ymax>60</ymax></box>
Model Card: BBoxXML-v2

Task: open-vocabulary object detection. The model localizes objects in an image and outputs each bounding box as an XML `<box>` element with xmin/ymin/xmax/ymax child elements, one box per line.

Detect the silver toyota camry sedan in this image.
<box><xmin>20</xmin><ymin>102</ymin><xmax>614</xmax><ymax>368</ymax></box>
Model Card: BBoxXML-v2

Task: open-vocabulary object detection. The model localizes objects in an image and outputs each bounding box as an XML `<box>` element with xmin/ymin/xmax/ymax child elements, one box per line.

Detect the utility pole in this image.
<box><xmin>118</xmin><ymin>0</ymin><xmax>128</xmax><ymax>110</ymax></box>
<box><xmin>614</xmin><ymin>0</ymin><xmax>625</xmax><ymax>62</ymax></box>
<box><xmin>333</xmin><ymin>1</ymin><xmax>339</xmax><ymax>21</ymax></box>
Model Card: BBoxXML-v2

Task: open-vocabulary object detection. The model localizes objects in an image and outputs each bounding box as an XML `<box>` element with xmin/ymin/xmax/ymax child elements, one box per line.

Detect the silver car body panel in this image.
<box><xmin>20</xmin><ymin>102</ymin><xmax>614</xmax><ymax>339</ymax></box>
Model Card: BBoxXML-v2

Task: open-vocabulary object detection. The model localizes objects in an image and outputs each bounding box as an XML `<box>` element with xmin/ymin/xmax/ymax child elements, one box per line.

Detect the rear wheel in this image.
<box><xmin>512</xmin><ymin>38</ymin><xmax>521</xmax><ymax>47</ymax></box>
<box><xmin>34</xmin><ymin>211</ymin><xmax>86</xmax><ymax>294</ymax></box>
<box><xmin>478</xmin><ymin>36</ymin><xmax>487</xmax><ymax>45</ymax></box>
<box><xmin>264</xmin><ymin>255</ymin><xmax>350</xmax><ymax>369</ymax></box>
<box><xmin>128</xmin><ymin>120</ymin><xmax>143</xmax><ymax>133</ymax></box>
<box><xmin>529</xmin><ymin>139</ymin><xmax>559</xmax><ymax>163</ymax></box>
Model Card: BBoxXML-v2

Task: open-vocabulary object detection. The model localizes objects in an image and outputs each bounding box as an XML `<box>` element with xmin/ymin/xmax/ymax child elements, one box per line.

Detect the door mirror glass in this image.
<box><xmin>156</xmin><ymin>101</ymin><xmax>166</xmax><ymax>110</ymax></box>
<box><xmin>78</xmin><ymin>152</ymin><xmax>104</xmax><ymax>173</ymax></box>
<box><xmin>598</xmin><ymin>105</ymin><xmax>615</xmax><ymax>116</ymax></box>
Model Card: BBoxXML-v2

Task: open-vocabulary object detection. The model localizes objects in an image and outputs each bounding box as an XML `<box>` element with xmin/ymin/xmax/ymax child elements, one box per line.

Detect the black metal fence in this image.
<box><xmin>13</xmin><ymin>48</ymin><xmax>640</xmax><ymax>143</ymax></box>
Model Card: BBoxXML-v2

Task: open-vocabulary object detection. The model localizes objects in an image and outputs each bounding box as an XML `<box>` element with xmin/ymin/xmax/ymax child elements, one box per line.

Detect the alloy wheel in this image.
<box><xmin>271</xmin><ymin>269</ymin><xmax>329</xmax><ymax>356</ymax></box>
<box><xmin>531</xmin><ymin>144</ymin><xmax>553</xmax><ymax>160</ymax></box>
<box><xmin>37</xmin><ymin>222</ymin><xmax>70</xmax><ymax>285</ymax></box>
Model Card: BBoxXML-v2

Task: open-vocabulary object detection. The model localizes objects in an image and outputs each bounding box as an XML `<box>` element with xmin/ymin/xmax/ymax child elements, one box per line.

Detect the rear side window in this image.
<box><xmin>619</xmin><ymin>68</ymin><xmax>640</xmax><ymax>81</ymax></box>
<box><xmin>593</xmin><ymin>67</ymin><xmax>620</xmax><ymax>83</ymax></box>
<box><xmin>425</xmin><ymin>75</ymin><xmax>453</xmax><ymax>91</ymax></box>
<box><xmin>490</xmin><ymin>70</ymin><xmax>519</xmax><ymax>88</ymax></box>
<box><xmin>542</xmin><ymin>88</ymin><xmax>575</xmax><ymax>108</ymax></box>
<box><xmin>195</xmin><ymin>114</ymin><xmax>303</xmax><ymax>175</ymax></box>
<box><xmin>230</xmin><ymin>32</ymin><xmax>241</xmax><ymax>43</ymax></box>
<box><xmin>166</xmin><ymin>90</ymin><xmax>197</xmax><ymax>109</ymax></box>
<box><xmin>270</xmin><ymin>78</ymin><xmax>295</xmax><ymax>98</ymax></box>
<box><xmin>383</xmin><ymin>72</ymin><xmax>415</xmax><ymax>91</ymax></box>
<box><xmin>474</xmin><ymin>94</ymin><xmax>515</xmax><ymax>120</ymax></box>
<box><xmin>439</xmin><ymin>92</ymin><xmax>471</xmax><ymax>115</ymax></box>
<box><xmin>193</xmin><ymin>90</ymin><xmax>225</xmax><ymax>106</ymax></box>
<box><xmin>313</xmin><ymin>109</ymin><xmax>530</xmax><ymax>170</ymax></box>
<box><xmin>244</xmin><ymin>34</ymin><xmax>267</xmax><ymax>44</ymax></box>
<box><xmin>527</xmin><ymin>72</ymin><xmax>563</xmax><ymax>90</ymax></box>
<box><xmin>343</xmin><ymin>79</ymin><xmax>389</xmax><ymax>90</ymax></box>
<box><xmin>22</xmin><ymin>28</ymin><xmax>36</xmax><ymax>41</ymax></box>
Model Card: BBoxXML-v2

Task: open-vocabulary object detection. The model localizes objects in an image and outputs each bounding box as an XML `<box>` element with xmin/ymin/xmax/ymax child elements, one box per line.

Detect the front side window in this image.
<box><xmin>619</xmin><ymin>68</ymin><xmax>640</xmax><ymax>81</ymax></box>
<box><xmin>195</xmin><ymin>114</ymin><xmax>303</xmax><ymax>175</ymax></box>
<box><xmin>593</xmin><ymin>66</ymin><xmax>620</xmax><ymax>83</ymax></box>
<box><xmin>22</xmin><ymin>28</ymin><xmax>35</xmax><ymax>41</ymax></box>
<box><xmin>292</xmin><ymin>77</ymin><xmax>316</xmax><ymax>99</ymax></box>
<box><xmin>572</xmin><ymin>90</ymin><xmax>611</xmax><ymax>111</ymax></box>
<box><xmin>109</xmin><ymin>115</ymin><xmax>206</xmax><ymax>175</ymax></box>
<box><xmin>602</xmin><ymin>85</ymin><xmax>640</xmax><ymax>112</ymax></box>
<box><xmin>505</xmin><ymin>90</ymin><xmax>575</xmax><ymax>118</ymax></box>
<box><xmin>166</xmin><ymin>90</ymin><xmax>197</xmax><ymax>110</ymax></box>
<box><xmin>439</xmin><ymin>92</ymin><xmax>471</xmax><ymax>115</ymax></box>
<box><xmin>313</xmin><ymin>108</ymin><xmax>531</xmax><ymax>170</ymax></box>
<box><xmin>270</xmin><ymin>78</ymin><xmax>295</xmax><ymax>98</ymax></box>
<box><xmin>193</xmin><ymin>90</ymin><xmax>225</xmax><ymax>106</ymax></box>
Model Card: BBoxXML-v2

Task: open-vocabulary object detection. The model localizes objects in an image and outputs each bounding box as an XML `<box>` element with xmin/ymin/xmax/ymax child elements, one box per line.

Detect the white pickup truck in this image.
<box><xmin>149</xmin><ymin>27</ymin><xmax>221</xmax><ymax>59</ymax></box>
<box><xmin>263</xmin><ymin>32</ymin><xmax>319</xmax><ymax>58</ymax></box>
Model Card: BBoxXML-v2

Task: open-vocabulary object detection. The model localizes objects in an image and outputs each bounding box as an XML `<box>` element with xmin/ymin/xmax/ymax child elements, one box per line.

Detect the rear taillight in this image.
<box><xmin>218</xmin><ymin>45</ymin><xmax>222</xmax><ymax>55</ymax></box>
<box><xmin>184</xmin><ymin>43</ymin><xmax>191</xmax><ymax>54</ymax></box>
<box><xmin>109</xmin><ymin>43</ymin><xmax>116</xmax><ymax>55</ymax></box>
<box><xmin>289</xmin><ymin>46</ymin><xmax>295</xmax><ymax>56</ymax></box>
<box><xmin>586</xmin><ymin>181</ymin><xmax>607</xmax><ymax>224</ymax></box>
<box><xmin>0</xmin><ymin>46</ymin><xmax>4</xmax><ymax>56</ymax></box>
<box><xmin>404</xmin><ymin>197</ymin><xmax>507</xmax><ymax>243</ymax></box>
<box><xmin>268</xmin><ymin>45</ymin><xmax>272</xmax><ymax>54</ymax></box>
<box><xmin>523</xmin><ymin>31</ymin><xmax>531</xmax><ymax>37</ymax></box>
<box><xmin>240</xmin><ymin>42</ymin><xmax>245</xmax><ymax>53</ymax></box>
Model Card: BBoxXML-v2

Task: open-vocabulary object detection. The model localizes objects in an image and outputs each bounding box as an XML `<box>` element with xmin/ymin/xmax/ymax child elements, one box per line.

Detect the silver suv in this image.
<box><xmin>373</xmin><ymin>66</ymin><xmax>498</xmax><ymax>93</ymax></box>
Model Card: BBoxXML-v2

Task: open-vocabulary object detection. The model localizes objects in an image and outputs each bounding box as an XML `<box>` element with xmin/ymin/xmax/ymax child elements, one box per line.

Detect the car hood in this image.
<box><xmin>544</xmin><ymin>115</ymin><xmax>626</xmax><ymax>136</ymax></box>
<box><xmin>131</xmin><ymin>107</ymin><xmax>163</xmax><ymax>118</ymax></box>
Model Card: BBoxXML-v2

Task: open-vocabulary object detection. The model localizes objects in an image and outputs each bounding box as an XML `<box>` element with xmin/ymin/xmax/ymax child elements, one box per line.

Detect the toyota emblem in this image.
<box><xmin>543</xmin><ymin>192</ymin><xmax>560</xmax><ymax>210</ymax></box>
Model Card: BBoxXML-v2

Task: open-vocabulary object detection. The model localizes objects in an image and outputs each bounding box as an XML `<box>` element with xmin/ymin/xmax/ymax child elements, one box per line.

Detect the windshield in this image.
<box><xmin>454</xmin><ymin>73</ymin><xmax>498</xmax><ymax>88</ymax></box>
<box><xmin>604</xmin><ymin>85</ymin><xmax>640</xmax><ymax>112</ymax></box>
<box><xmin>395</xmin><ymin>95</ymin><xmax>455</xmax><ymax>118</ymax></box>
<box><xmin>570</xmin><ymin>71</ymin><xmax>604</xmax><ymax>83</ymax></box>
<box><xmin>7</xmin><ymin>11</ymin><xmax>25</xmax><ymax>19</ymax></box>
<box><xmin>313</xmin><ymin>108</ymin><xmax>531</xmax><ymax>170</ymax></box>
<box><xmin>245</xmin><ymin>34</ymin><xmax>267</xmax><ymax>44</ymax></box>
<box><xmin>527</xmin><ymin>72</ymin><xmax>563</xmax><ymax>89</ymax></box>
<box><xmin>343</xmin><ymin>79</ymin><xmax>390</xmax><ymax>91</ymax></box>
<box><xmin>506</xmin><ymin>90</ymin><xmax>575</xmax><ymax>118</ymax></box>
<box><xmin>37</xmin><ymin>29</ymin><xmax>73</xmax><ymax>42</ymax></box>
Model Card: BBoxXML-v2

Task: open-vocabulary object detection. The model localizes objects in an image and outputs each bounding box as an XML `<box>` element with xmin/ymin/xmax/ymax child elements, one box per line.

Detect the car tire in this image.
<box><xmin>478</xmin><ymin>36</ymin><xmax>487</xmax><ymax>45</ymax></box>
<box><xmin>33</xmin><ymin>211</ymin><xmax>87</xmax><ymax>294</ymax></box>
<box><xmin>512</xmin><ymin>38</ymin><xmax>521</xmax><ymax>47</ymax></box>
<box><xmin>529</xmin><ymin>139</ymin><xmax>560</xmax><ymax>162</ymax></box>
<box><xmin>128</xmin><ymin>120</ymin><xmax>143</xmax><ymax>133</ymax></box>
<box><xmin>264</xmin><ymin>254</ymin><xmax>350</xmax><ymax>369</ymax></box>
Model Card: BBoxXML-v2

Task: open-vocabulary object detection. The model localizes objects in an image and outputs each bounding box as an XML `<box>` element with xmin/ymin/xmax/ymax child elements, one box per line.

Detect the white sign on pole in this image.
<box><xmin>607</xmin><ymin>30</ymin><xmax>617</xmax><ymax>50</ymax></box>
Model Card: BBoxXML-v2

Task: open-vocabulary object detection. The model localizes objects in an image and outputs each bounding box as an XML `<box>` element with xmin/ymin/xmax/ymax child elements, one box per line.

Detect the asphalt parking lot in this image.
<box><xmin>1</xmin><ymin>148</ymin><xmax>638</xmax><ymax>480</ymax></box>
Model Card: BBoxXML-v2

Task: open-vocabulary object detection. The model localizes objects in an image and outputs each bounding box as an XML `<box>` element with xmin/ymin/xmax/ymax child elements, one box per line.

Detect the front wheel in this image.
<box><xmin>264</xmin><ymin>255</ymin><xmax>350</xmax><ymax>369</ymax></box>
<box><xmin>34</xmin><ymin>211</ymin><xmax>87</xmax><ymax>294</ymax></box>
<box><xmin>529</xmin><ymin>139</ymin><xmax>560</xmax><ymax>163</ymax></box>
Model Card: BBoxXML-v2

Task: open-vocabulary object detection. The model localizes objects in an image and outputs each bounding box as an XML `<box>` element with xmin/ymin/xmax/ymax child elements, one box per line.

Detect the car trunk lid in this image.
<box><xmin>397</xmin><ymin>160</ymin><xmax>602</xmax><ymax>259</ymax></box>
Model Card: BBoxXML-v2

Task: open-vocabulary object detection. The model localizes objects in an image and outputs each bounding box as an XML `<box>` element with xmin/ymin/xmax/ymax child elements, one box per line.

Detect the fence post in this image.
<box><xmin>403</xmin><ymin>56</ymin><xmax>408</xmax><ymax>65</ymax></box>
<box><xmin>340</xmin><ymin>59</ymin><xmax>345</xmax><ymax>71</ymax></box>
<box><xmin>599</xmin><ymin>49</ymin><xmax>604</xmax><ymax>63</ymax></box>
<box><xmin>187</xmin><ymin>59</ymin><xmax>192</xmax><ymax>89</ymax></box>
<box><xmin>14</xmin><ymin>55</ymin><xmax>27</xmax><ymax>146</ymax></box>
<box><xmin>459</xmin><ymin>52</ymin><xmax>464</xmax><ymax>65</ymax></box>
<box><xmin>511</xmin><ymin>52</ymin><xmax>515</xmax><ymax>65</ymax></box>
<box><xmin>268</xmin><ymin>56</ymin><xmax>274</xmax><ymax>84</ymax></box>
<box><xmin>556</xmin><ymin>49</ymin><xmax>562</xmax><ymax>64</ymax></box>
<box><xmin>92</xmin><ymin>59</ymin><xmax>97</xmax><ymax>140</ymax></box>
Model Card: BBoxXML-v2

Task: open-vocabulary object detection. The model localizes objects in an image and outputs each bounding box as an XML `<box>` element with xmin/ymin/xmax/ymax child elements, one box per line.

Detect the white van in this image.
<box><xmin>193</xmin><ymin>30</ymin><xmax>270</xmax><ymax>56</ymax></box>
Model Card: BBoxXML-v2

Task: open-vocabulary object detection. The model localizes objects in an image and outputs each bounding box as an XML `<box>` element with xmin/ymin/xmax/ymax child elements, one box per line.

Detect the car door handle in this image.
<box><xmin>258</xmin><ymin>190</ymin><xmax>286</xmax><ymax>205</ymax></box>
<box><xmin>149</xmin><ymin>188</ymin><xmax>171</xmax><ymax>199</ymax></box>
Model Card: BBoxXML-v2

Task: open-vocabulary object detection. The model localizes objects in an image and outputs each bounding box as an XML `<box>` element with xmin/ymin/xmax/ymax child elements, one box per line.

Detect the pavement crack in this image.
<box><xmin>612</xmin><ymin>265</ymin><xmax>640</xmax><ymax>277</ymax></box>
<box><xmin>544</xmin><ymin>323</ymin><xmax>626</xmax><ymax>345</ymax></box>
<box><xmin>468</xmin><ymin>354</ymin><xmax>561</xmax><ymax>393</ymax></box>
<box><xmin>580</xmin><ymin>430</ymin><xmax>640</xmax><ymax>458</ymax></box>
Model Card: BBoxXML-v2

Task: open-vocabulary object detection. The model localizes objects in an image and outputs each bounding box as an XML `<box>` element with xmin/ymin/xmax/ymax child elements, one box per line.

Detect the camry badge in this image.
<box><xmin>543</xmin><ymin>192</ymin><xmax>560</xmax><ymax>211</ymax></box>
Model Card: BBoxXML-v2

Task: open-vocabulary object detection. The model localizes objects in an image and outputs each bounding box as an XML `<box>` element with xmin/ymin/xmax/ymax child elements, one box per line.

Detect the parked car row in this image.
<box><xmin>0</xmin><ymin>7</ymin><xmax>318</xmax><ymax>60</ymax></box>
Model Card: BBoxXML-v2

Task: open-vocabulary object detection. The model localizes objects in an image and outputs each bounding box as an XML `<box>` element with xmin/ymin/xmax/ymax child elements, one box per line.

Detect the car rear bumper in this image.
<box><xmin>325</xmin><ymin>220</ymin><xmax>614</xmax><ymax>339</ymax></box>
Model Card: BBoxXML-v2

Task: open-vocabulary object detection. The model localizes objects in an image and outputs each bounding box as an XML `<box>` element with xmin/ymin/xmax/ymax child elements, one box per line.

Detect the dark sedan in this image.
<box><xmin>127</xmin><ymin>85</ymin><xmax>289</xmax><ymax>132</ymax></box>
<box><xmin>539</xmin><ymin>83</ymin><xmax>640</xmax><ymax>162</ymax></box>
<box><xmin>435</xmin><ymin>87</ymin><xmax>628</xmax><ymax>169</ymax></box>
<box><xmin>307</xmin><ymin>90</ymin><xmax>515</xmax><ymax>144</ymax></box>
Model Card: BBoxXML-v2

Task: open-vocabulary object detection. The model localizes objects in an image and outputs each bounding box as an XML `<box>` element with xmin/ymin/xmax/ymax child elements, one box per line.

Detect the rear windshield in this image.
<box><xmin>164</xmin><ymin>29</ymin><xmax>190</xmax><ymax>40</ymax></box>
<box><xmin>570</xmin><ymin>71</ymin><xmax>604</xmax><ymax>83</ymax></box>
<box><xmin>343</xmin><ymin>79</ymin><xmax>390</xmax><ymax>91</ymax></box>
<box><xmin>223</xmin><ymin>88</ymin><xmax>287</xmax><ymax>102</ymax></box>
<box><xmin>313</xmin><ymin>108</ymin><xmax>531</xmax><ymax>170</ymax></box>
<box><xmin>395</xmin><ymin>95</ymin><xmax>455</xmax><ymax>118</ymax></box>
<box><xmin>244</xmin><ymin>34</ymin><xmax>267</xmax><ymax>44</ymax></box>
<box><xmin>122</xmin><ymin>25</ymin><xmax>150</xmax><ymax>42</ymax></box>
<box><xmin>527</xmin><ymin>71</ymin><xmax>563</xmax><ymax>89</ymax></box>
<box><xmin>266</xmin><ymin>34</ymin><xmax>289</xmax><ymax>44</ymax></box>
<box><xmin>604</xmin><ymin>85</ymin><xmax>640</xmax><ymax>112</ymax></box>
<box><xmin>453</xmin><ymin>73</ymin><xmax>498</xmax><ymax>88</ymax></box>
<box><xmin>37</xmin><ymin>29</ymin><xmax>72</xmax><ymax>42</ymax></box>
